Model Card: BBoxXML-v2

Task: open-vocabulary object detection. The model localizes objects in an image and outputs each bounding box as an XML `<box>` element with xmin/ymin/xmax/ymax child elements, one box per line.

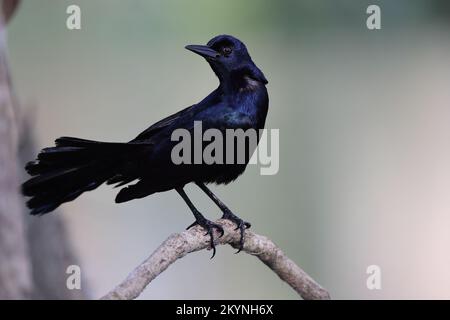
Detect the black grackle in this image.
<box><xmin>22</xmin><ymin>35</ymin><xmax>269</xmax><ymax>258</ymax></box>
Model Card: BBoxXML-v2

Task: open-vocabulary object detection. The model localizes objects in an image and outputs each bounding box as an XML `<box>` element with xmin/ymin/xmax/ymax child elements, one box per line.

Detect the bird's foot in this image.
<box><xmin>187</xmin><ymin>215</ymin><xmax>224</xmax><ymax>259</ymax></box>
<box><xmin>221</xmin><ymin>210</ymin><xmax>251</xmax><ymax>253</ymax></box>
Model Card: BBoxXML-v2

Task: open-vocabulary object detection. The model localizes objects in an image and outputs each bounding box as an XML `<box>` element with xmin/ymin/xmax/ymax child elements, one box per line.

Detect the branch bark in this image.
<box><xmin>101</xmin><ymin>219</ymin><xmax>330</xmax><ymax>300</ymax></box>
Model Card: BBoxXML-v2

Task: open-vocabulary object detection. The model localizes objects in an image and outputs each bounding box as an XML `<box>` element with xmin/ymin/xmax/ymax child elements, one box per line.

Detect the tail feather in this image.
<box><xmin>22</xmin><ymin>136</ymin><xmax>137</xmax><ymax>215</ymax></box>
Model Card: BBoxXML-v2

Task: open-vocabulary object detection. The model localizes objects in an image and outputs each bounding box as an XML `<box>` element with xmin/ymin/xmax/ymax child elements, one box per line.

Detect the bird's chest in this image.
<box><xmin>226</xmin><ymin>90</ymin><xmax>268</xmax><ymax>130</ymax></box>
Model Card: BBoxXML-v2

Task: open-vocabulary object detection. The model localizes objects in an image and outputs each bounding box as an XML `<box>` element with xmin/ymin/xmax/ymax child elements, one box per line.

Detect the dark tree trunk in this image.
<box><xmin>0</xmin><ymin>0</ymin><xmax>86</xmax><ymax>299</ymax></box>
<box><xmin>0</xmin><ymin>0</ymin><xmax>33</xmax><ymax>299</ymax></box>
<box><xmin>19</xmin><ymin>118</ymin><xmax>86</xmax><ymax>299</ymax></box>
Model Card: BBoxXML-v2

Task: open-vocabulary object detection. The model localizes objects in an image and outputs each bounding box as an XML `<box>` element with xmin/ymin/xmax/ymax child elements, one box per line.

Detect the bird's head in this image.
<box><xmin>185</xmin><ymin>35</ymin><xmax>268</xmax><ymax>86</ymax></box>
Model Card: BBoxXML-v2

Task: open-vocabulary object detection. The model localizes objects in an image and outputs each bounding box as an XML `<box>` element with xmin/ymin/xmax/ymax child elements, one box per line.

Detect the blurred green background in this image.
<box><xmin>8</xmin><ymin>0</ymin><xmax>450</xmax><ymax>299</ymax></box>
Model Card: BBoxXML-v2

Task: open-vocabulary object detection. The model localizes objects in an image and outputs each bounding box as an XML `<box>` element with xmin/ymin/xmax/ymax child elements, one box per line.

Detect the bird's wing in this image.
<box><xmin>132</xmin><ymin>105</ymin><xmax>195</xmax><ymax>142</ymax></box>
<box><xmin>131</xmin><ymin>89</ymin><xmax>221</xmax><ymax>143</ymax></box>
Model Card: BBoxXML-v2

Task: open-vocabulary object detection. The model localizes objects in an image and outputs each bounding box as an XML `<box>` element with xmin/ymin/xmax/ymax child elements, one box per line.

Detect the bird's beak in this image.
<box><xmin>185</xmin><ymin>44</ymin><xmax>219</xmax><ymax>59</ymax></box>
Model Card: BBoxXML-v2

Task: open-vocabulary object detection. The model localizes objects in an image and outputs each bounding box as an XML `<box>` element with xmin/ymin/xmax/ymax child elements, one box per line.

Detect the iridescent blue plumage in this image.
<box><xmin>23</xmin><ymin>35</ymin><xmax>269</xmax><ymax>256</ymax></box>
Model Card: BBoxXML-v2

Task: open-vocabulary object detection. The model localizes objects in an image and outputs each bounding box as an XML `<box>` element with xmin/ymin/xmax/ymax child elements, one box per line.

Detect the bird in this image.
<box><xmin>22</xmin><ymin>35</ymin><xmax>269</xmax><ymax>258</ymax></box>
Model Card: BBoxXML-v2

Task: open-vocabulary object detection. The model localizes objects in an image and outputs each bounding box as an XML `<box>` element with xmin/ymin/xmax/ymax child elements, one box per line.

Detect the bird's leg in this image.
<box><xmin>196</xmin><ymin>182</ymin><xmax>250</xmax><ymax>253</ymax></box>
<box><xmin>176</xmin><ymin>187</ymin><xmax>224</xmax><ymax>258</ymax></box>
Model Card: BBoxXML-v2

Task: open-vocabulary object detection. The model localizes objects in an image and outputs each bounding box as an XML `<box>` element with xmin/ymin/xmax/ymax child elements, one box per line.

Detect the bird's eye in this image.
<box><xmin>222</xmin><ymin>47</ymin><xmax>232</xmax><ymax>56</ymax></box>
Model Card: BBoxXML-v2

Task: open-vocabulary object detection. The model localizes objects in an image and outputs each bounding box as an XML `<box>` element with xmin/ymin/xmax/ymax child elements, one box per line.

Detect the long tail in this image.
<box><xmin>22</xmin><ymin>137</ymin><xmax>136</xmax><ymax>215</ymax></box>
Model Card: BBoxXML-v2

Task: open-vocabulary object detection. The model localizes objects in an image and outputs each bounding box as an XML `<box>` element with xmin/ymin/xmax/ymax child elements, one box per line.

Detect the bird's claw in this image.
<box><xmin>234</xmin><ymin>221</ymin><xmax>251</xmax><ymax>230</ymax></box>
<box><xmin>221</xmin><ymin>211</ymin><xmax>250</xmax><ymax>253</ymax></box>
<box><xmin>186</xmin><ymin>218</ymin><xmax>224</xmax><ymax>258</ymax></box>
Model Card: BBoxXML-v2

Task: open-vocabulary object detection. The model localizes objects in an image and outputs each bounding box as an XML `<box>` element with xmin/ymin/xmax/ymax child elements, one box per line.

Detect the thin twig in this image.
<box><xmin>101</xmin><ymin>219</ymin><xmax>330</xmax><ymax>300</ymax></box>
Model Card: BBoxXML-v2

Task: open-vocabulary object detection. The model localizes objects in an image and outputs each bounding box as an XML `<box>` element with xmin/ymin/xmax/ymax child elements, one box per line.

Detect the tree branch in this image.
<box><xmin>101</xmin><ymin>219</ymin><xmax>330</xmax><ymax>300</ymax></box>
